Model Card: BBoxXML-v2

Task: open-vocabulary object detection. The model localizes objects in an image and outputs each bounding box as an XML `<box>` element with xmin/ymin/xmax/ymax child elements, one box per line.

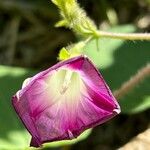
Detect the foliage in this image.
<box><xmin>84</xmin><ymin>25</ymin><xmax>150</xmax><ymax>114</ymax></box>
<box><xmin>0</xmin><ymin>66</ymin><xmax>35</xmax><ymax>149</ymax></box>
<box><xmin>0</xmin><ymin>24</ymin><xmax>149</xmax><ymax>149</ymax></box>
<box><xmin>0</xmin><ymin>0</ymin><xmax>150</xmax><ymax>149</ymax></box>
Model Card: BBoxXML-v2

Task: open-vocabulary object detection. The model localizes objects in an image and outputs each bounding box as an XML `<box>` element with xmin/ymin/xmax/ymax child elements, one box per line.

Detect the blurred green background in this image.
<box><xmin>0</xmin><ymin>0</ymin><xmax>150</xmax><ymax>150</ymax></box>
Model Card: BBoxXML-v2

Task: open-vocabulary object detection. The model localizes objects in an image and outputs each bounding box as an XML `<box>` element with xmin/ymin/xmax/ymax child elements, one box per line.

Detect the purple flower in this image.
<box><xmin>12</xmin><ymin>55</ymin><xmax>120</xmax><ymax>147</ymax></box>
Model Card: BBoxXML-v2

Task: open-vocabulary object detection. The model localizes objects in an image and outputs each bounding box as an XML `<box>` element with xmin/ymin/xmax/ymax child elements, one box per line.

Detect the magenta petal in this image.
<box><xmin>12</xmin><ymin>55</ymin><xmax>120</xmax><ymax>147</ymax></box>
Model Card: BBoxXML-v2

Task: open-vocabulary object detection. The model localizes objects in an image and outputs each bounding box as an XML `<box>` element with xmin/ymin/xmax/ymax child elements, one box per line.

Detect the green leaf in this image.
<box><xmin>0</xmin><ymin>66</ymin><xmax>36</xmax><ymax>150</ymax></box>
<box><xmin>84</xmin><ymin>24</ymin><xmax>150</xmax><ymax>114</ymax></box>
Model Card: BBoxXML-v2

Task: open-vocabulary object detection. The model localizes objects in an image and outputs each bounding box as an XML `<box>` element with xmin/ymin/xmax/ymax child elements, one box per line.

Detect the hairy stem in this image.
<box><xmin>52</xmin><ymin>0</ymin><xmax>150</xmax><ymax>41</ymax></box>
<box><xmin>114</xmin><ymin>63</ymin><xmax>150</xmax><ymax>99</ymax></box>
<box><xmin>98</xmin><ymin>31</ymin><xmax>150</xmax><ymax>40</ymax></box>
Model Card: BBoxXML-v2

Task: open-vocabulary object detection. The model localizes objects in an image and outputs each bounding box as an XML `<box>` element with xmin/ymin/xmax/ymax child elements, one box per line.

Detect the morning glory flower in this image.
<box><xmin>12</xmin><ymin>55</ymin><xmax>120</xmax><ymax>147</ymax></box>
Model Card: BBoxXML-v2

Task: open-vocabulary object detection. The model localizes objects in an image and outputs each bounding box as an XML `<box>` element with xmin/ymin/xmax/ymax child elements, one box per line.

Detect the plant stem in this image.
<box><xmin>114</xmin><ymin>63</ymin><xmax>150</xmax><ymax>99</ymax></box>
<box><xmin>98</xmin><ymin>31</ymin><xmax>150</xmax><ymax>40</ymax></box>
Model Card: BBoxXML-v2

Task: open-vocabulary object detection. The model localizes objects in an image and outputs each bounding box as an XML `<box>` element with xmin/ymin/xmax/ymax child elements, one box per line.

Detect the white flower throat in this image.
<box><xmin>45</xmin><ymin>68</ymin><xmax>86</xmax><ymax>105</ymax></box>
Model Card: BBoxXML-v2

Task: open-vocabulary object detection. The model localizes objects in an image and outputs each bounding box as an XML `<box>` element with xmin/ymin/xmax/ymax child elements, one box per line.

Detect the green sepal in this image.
<box><xmin>55</xmin><ymin>20</ymin><xmax>68</xmax><ymax>27</ymax></box>
<box><xmin>58</xmin><ymin>48</ymin><xmax>70</xmax><ymax>60</ymax></box>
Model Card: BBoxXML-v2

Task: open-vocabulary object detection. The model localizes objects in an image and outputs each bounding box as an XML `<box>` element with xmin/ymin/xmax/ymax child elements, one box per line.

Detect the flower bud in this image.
<box><xmin>12</xmin><ymin>56</ymin><xmax>120</xmax><ymax>147</ymax></box>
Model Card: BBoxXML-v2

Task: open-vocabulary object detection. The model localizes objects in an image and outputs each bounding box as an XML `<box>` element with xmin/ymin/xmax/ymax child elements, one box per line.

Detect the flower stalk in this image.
<box><xmin>52</xmin><ymin>0</ymin><xmax>99</xmax><ymax>37</ymax></box>
<box><xmin>98</xmin><ymin>31</ymin><xmax>150</xmax><ymax>41</ymax></box>
<box><xmin>52</xmin><ymin>0</ymin><xmax>150</xmax><ymax>41</ymax></box>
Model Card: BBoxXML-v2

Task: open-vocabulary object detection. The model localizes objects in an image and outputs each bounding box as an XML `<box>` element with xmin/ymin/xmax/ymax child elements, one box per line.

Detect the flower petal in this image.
<box><xmin>12</xmin><ymin>55</ymin><xmax>120</xmax><ymax>147</ymax></box>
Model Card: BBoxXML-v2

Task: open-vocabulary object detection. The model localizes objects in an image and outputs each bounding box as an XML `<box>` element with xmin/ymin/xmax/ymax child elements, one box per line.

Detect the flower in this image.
<box><xmin>12</xmin><ymin>55</ymin><xmax>120</xmax><ymax>147</ymax></box>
